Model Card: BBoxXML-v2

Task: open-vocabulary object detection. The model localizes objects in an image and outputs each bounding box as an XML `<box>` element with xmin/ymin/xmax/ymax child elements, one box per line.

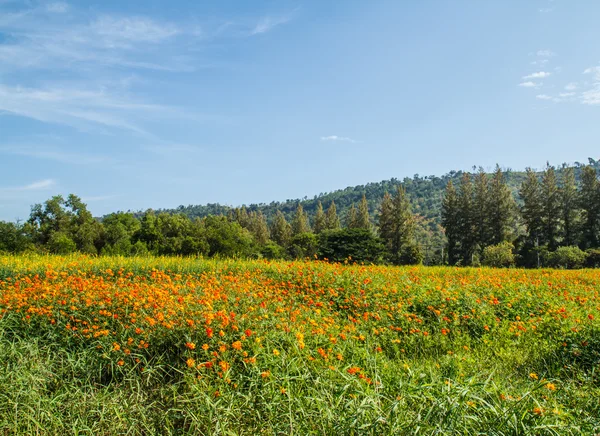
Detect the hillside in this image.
<box><xmin>152</xmin><ymin>158</ymin><xmax>600</xmax><ymax>252</ymax></box>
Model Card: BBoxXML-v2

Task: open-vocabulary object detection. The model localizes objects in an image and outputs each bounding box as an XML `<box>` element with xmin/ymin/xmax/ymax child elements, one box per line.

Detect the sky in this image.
<box><xmin>1</xmin><ymin>0</ymin><xmax>600</xmax><ymax>221</ymax></box>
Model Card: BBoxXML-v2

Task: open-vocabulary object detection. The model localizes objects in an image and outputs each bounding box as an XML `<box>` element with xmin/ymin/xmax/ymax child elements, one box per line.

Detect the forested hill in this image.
<box><xmin>148</xmin><ymin>158</ymin><xmax>600</xmax><ymax>249</ymax></box>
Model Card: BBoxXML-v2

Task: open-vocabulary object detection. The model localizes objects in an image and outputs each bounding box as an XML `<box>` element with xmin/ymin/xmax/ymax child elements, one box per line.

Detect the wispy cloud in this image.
<box><xmin>251</xmin><ymin>10</ymin><xmax>295</xmax><ymax>35</ymax></box>
<box><xmin>320</xmin><ymin>135</ymin><xmax>357</xmax><ymax>143</ymax></box>
<box><xmin>523</xmin><ymin>71</ymin><xmax>551</xmax><ymax>79</ymax></box>
<box><xmin>0</xmin><ymin>145</ymin><xmax>110</xmax><ymax>165</ymax></box>
<box><xmin>536</xmin><ymin>94</ymin><xmax>553</xmax><ymax>100</ymax></box>
<box><xmin>46</xmin><ymin>2</ymin><xmax>69</xmax><ymax>13</ymax></box>
<box><xmin>539</xmin><ymin>7</ymin><xmax>554</xmax><ymax>13</ymax></box>
<box><xmin>537</xmin><ymin>50</ymin><xmax>556</xmax><ymax>58</ymax></box>
<box><xmin>81</xmin><ymin>194</ymin><xmax>119</xmax><ymax>202</ymax></box>
<box><xmin>0</xmin><ymin>179</ymin><xmax>56</xmax><ymax>192</ymax></box>
<box><xmin>565</xmin><ymin>82</ymin><xmax>578</xmax><ymax>91</ymax></box>
<box><xmin>518</xmin><ymin>81</ymin><xmax>540</xmax><ymax>88</ymax></box>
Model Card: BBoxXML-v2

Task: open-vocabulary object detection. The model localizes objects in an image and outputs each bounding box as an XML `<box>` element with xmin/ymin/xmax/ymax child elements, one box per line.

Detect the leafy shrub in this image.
<box><xmin>585</xmin><ymin>248</ymin><xmax>600</xmax><ymax>268</ymax></box>
<box><xmin>317</xmin><ymin>228</ymin><xmax>384</xmax><ymax>263</ymax></box>
<box><xmin>398</xmin><ymin>243</ymin><xmax>423</xmax><ymax>265</ymax></box>
<box><xmin>548</xmin><ymin>246</ymin><xmax>588</xmax><ymax>269</ymax></box>
<box><xmin>288</xmin><ymin>233</ymin><xmax>318</xmax><ymax>259</ymax></box>
<box><xmin>482</xmin><ymin>242</ymin><xmax>515</xmax><ymax>268</ymax></box>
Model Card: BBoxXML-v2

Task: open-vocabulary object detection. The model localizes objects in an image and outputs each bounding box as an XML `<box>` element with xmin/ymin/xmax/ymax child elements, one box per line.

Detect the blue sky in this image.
<box><xmin>1</xmin><ymin>0</ymin><xmax>599</xmax><ymax>221</ymax></box>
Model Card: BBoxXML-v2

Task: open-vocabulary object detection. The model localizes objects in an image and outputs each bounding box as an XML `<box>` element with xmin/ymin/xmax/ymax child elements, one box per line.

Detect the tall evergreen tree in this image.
<box><xmin>292</xmin><ymin>204</ymin><xmax>311</xmax><ymax>236</ymax></box>
<box><xmin>520</xmin><ymin>168</ymin><xmax>544</xmax><ymax>247</ymax></box>
<box><xmin>270</xmin><ymin>210</ymin><xmax>292</xmax><ymax>246</ymax></box>
<box><xmin>457</xmin><ymin>173</ymin><xmax>476</xmax><ymax>265</ymax></box>
<box><xmin>346</xmin><ymin>203</ymin><xmax>359</xmax><ymax>229</ymax></box>
<box><xmin>357</xmin><ymin>194</ymin><xmax>372</xmax><ymax>230</ymax></box>
<box><xmin>487</xmin><ymin>165</ymin><xmax>516</xmax><ymax>245</ymax></box>
<box><xmin>378</xmin><ymin>192</ymin><xmax>394</xmax><ymax>247</ymax></box>
<box><xmin>580</xmin><ymin>165</ymin><xmax>600</xmax><ymax>249</ymax></box>
<box><xmin>559</xmin><ymin>165</ymin><xmax>580</xmax><ymax>247</ymax></box>
<box><xmin>473</xmin><ymin>168</ymin><xmax>491</xmax><ymax>253</ymax></box>
<box><xmin>541</xmin><ymin>164</ymin><xmax>561</xmax><ymax>250</ymax></box>
<box><xmin>441</xmin><ymin>180</ymin><xmax>460</xmax><ymax>265</ymax></box>
<box><xmin>248</xmin><ymin>211</ymin><xmax>270</xmax><ymax>245</ymax></box>
<box><xmin>379</xmin><ymin>186</ymin><xmax>419</xmax><ymax>264</ymax></box>
<box><xmin>313</xmin><ymin>201</ymin><xmax>327</xmax><ymax>234</ymax></box>
<box><xmin>325</xmin><ymin>201</ymin><xmax>341</xmax><ymax>230</ymax></box>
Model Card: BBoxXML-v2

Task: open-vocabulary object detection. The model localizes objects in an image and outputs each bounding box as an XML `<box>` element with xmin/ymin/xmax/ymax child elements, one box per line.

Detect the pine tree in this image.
<box><xmin>457</xmin><ymin>173</ymin><xmax>476</xmax><ymax>265</ymax></box>
<box><xmin>488</xmin><ymin>165</ymin><xmax>517</xmax><ymax>245</ymax></box>
<box><xmin>378</xmin><ymin>192</ymin><xmax>394</xmax><ymax>246</ymax></box>
<box><xmin>441</xmin><ymin>180</ymin><xmax>460</xmax><ymax>265</ymax></box>
<box><xmin>580</xmin><ymin>165</ymin><xmax>600</xmax><ymax>249</ymax></box>
<box><xmin>473</xmin><ymin>168</ymin><xmax>491</xmax><ymax>253</ymax></box>
<box><xmin>235</xmin><ymin>206</ymin><xmax>250</xmax><ymax>229</ymax></box>
<box><xmin>313</xmin><ymin>201</ymin><xmax>326</xmax><ymax>234</ymax></box>
<box><xmin>291</xmin><ymin>204</ymin><xmax>311</xmax><ymax>236</ymax></box>
<box><xmin>520</xmin><ymin>168</ymin><xmax>544</xmax><ymax>246</ymax></box>
<box><xmin>325</xmin><ymin>201</ymin><xmax>340</xmax><ymax>230</ymax></box>
<box><xmin>378</xmin><ymin>186</ymin><xmax>419</xmax><ymax>264</ymax></box>
<box><xmin>357</xmin><ymin>194</ymin><xmax>371</xmax><ymax>230</ymax></box>
<box><xmin>559</xmin><ymin>165</ymin><xmax>579</xmax><ymax>247</ymax></box>
<box><xmin>541</xmin><ymin>164</ymin><xmax>561</xmax><ymax>250</ymax></box>
<box><xmin>270</xmin><ymin>210</ymin><xmax>292</xmax><ymax>246</ymax></box>
<box><xmin>346</xmin><ymin>203</ymin><xmax>359</xmax><ymax>229</ymax></box>
<box><xmin>249</xmin><ymin>211</ymin><xmax>270</xmax><ymax>245</ymax></box>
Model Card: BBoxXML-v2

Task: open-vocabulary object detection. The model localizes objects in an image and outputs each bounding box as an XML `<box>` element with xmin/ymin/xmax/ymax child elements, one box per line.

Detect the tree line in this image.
<box><xmin>1</xmin><ymin>160</ymin><xmax>599</xmax><ymax>268</ymax></box>
<box><xmin>442</xmin><ymin>163</ymin><xmax>600</xmax><ymax>268</ymax></box>
<box><xmin>0</xmin><ymin>189</ymin><xmax>422</xmax><ymax>265</ymax></box>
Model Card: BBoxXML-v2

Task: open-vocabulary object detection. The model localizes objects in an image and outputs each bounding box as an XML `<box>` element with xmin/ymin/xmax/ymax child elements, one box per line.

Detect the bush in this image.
<box><xmin>585</xmin><ymin>248</ymin><xmax>600</xmax><ymax>268</ymax></box>
<box><xmin>482</xmin><ymin>242</ymin><xmax>515</xmax><ymax>268</ymax></box>
<box><xmin>398</xmin><ymin>243</ymin><xmax>423</xmax><ymax>265</ymax></box>
<box><xmin>261</xmin><ymin>243</ymin><xmax>287</xmax><ymax>260</ymax></box>
<box><xmin>48</xmin><ymin>232</ymin><xmax>77</xmax><ymax>254</ymax></box>
<box><xmin>548</xmin><ymin>246</ymin><xmax>588</xmax><ymax>269</ymax></box>
<box><xmin>288</xmin><ymin>233</ymin><xmax>318</xmax><ymax>259</ymax></box>
<box><xmin>317</xmin><ymin>229</ymin><xmax>384</xmax><ymax>263</ymax></box>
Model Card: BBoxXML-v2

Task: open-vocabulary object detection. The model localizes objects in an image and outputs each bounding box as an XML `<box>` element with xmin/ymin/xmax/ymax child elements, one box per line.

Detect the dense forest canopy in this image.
<box><xmin>1</xmin><ymin>158</ymin><xmax>599</xmax><ymax>268</ymax></box>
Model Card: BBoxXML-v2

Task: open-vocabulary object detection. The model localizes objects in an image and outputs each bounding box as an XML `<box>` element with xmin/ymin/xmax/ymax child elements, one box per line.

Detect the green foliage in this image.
<box><xmin>203</xmin><ymin>216</ymin><xmax>255</xmax><ymax>258</ymax></box>
<box><xmin>317</xmin><ymin>228</ymin><xmax>384</xmax><ymax>263</ymax></box>
<box><xmin>482</xmin><ymin>242</ymin><xmax>515</xmax><ymax>268</ymax></box>
<box><xmin>585</xmin><ymin>248</ymin><xmax>600</xmax><ymax>268</ymax></box>
<box><xmin>398</xmin><ymin>242</ymin><xmax>423</xmax><ymax>265</ymax></box>
<box><xmin>548</xmin><ymin>246</ymin><xmax>588</xmax><ymax>269</ymax></box>
<box><xmin>48</xmin><ymin>232</ymin><xmax>77</xmax><ymax>254</ymax></box>
<box><xmin>287</xmin><ymin>232</ymin><xmax>318</xmax><ymax>259</ymax></box>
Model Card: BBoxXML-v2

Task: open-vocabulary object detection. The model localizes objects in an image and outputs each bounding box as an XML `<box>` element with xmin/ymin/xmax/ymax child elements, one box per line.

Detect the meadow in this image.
<box><xmin>0</xmin><ymin>255</ymin><xmax>599</xmax><ymax>435</ymax></box>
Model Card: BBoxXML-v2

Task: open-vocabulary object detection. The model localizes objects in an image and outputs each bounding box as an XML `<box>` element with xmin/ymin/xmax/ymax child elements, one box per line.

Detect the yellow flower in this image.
<box><xmin>272</xmin><ymin>349</ymin><xmax>280</xmax><ymax>356</ymax></box>
<box><xmin>529</xmin><ymin>373</ymin><xmax>538</xmax><ymax>380</ymax></box>
<box><xmin>186</xmin><ymin>358</ymin><xmax>196</xmax><ymax>368</ymax></box>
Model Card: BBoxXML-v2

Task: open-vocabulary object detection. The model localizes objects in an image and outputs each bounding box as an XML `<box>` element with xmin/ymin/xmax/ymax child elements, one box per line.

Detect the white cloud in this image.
<box><xmin>91</xmin><ymin>16</ymin><xmax>179</xmax><ymax>46</ymax></box>
<box><xmin>537</xmin><ymin>50</ymin><xmax>556</xmax><ymax>58</ymax></box>
<box><xmin>523</xmin><ymin>71</ymin><xmax>551</xmax><ymax>79</ymax></box>
<box><xmin>46</xmin><ymin>2</ymin><xmax>68</xmax><ymax>13</ymax></box>
<box><xmin>539</xmin><ymin>8</ymin><xmax>554</xmax><ymax>13</ymax></box>
<box><xmin>0</xmin><ymin>84</ymin><xmax>194</xmax><ymax>135</ymax></box>
<box><xmin>559</xmin><ymin>92</ymin><xmax>576</xmax><ymax>98</ymax></box>
<box><xmin>0</xmin><ymin>179</ymin><xmax>56</xmax><ymax>192</ymax></box>
<box><xmin>518</xmin><ymin>81</ymin><xmax>540</xmax><ymax>88</ymax></box>
<box><xmin>565</xmin><ymin>82</ymin><xmax>578</xmax><ymax>91</ymax></box>
<box><xmin>251</xmin><ymin>15</ymin><xmax>292</xmax><ymax>35</ymax></box>
<box><xmin>536</xmin><ymin>94</ymin><xmax>552</xmax><ymax>100</ymax></box>
<box><xmin>581</xmin><ymin>85</ymin><xmax>600</xmax><ymax>105</ymax></box>
<box><xmin>0</xmin><ymin>145</ymin><xmax>109</xmax><ymax>165</ymax></box>
<box><xmin>320</xmin><ymin>135</ymin><xmax>356</xmax><ymax>143</ymax></box>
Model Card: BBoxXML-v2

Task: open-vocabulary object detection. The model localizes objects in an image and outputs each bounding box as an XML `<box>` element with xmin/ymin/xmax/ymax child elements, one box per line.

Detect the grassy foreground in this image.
<box><xmin>0</xmin><ymin>255</ymin><xmax>599</xmax><ymax>435</ymax></box>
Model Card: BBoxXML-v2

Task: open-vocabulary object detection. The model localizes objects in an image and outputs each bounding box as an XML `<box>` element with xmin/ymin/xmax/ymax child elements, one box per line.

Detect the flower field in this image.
<box><xmin>1</xmin><ymin>255</ymin><xmax>599</xmax><ymax>435</ymax></box>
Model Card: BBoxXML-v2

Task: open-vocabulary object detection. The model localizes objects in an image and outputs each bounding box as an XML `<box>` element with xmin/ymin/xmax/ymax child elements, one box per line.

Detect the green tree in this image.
<box><xmin>457</xmin><ymin>173</ymin><xmax>476</xmax><ymax>265</ymax></box>
<box><xmin>325</xmin><ymin>201</ymin><xmax>340</xmax><ymax>230</ymax></box>
<box><xmin>473</xmin><ymin>169</ymin><xmax>491</xmax><ymax>253</ymax></box>
<box><xmin>580</xmin><ymin>165</ymin><xmax>600</xmax><ymax>249</ymax></box>
<box><xmin>248</xmin><ymin>211</ymin><xmax>270</xmax><ymax>245</ymax></box>
<box><xmin>559</xmin><ymin>165</ymin><xmax>580</xmax><ymax>247</ymax></box>
<box><xmin>488</xmin><ymin>165</ymin><xmax>517</xmax><ymax>245</ymax></box>
<box><xmin>317</xmin><ymin>228</ymin><xmax>384</xmax><ymax>263</ymax></box>
<box><xmin>356</xmin><ymin>194</ymin><xmax>372</xmax><ymax>230</ymax></box>
<box><xmin>313</xmin><ymin>201</ymin><xmax>327</xmax><ymax>234</ymax></box>
<box><xmin>520</xmin><ymin>168</ymin><xmax>544</xmax><ymax>246</ymax></box>
<box><xmin>541</xmin><ymin>164</ymin><xmax>561</xmax><ymax>250</ymax></box>
<box><xmin>270</xmin><ymin>210</ymin><xmax>292</xmax><ymax>247</ymax></box>
<box><xmin>345</xmin><ymin>204</ymin><xmax>359</xmax><ymax>229</ymax></box>
<box><xmin>292</xmin><ymin>204</ymin><xmax>311</xmax><ymax>236</ymax></box>
<box><xmin>441</xmin><ymin>180</ymin><xmax>460</xmax><ymax>265</ymax></box>
<box><xmin>380</xmin><ymin>186</ymin><xmax>420</xmax><ymax>264</ymax></box>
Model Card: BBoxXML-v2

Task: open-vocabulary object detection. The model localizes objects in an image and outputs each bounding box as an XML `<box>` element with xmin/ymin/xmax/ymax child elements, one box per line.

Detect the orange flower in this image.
<box><xmin>185</xmin><ymin>342</ymin><xmax>196</xmax><ymax>350</ymax></box>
